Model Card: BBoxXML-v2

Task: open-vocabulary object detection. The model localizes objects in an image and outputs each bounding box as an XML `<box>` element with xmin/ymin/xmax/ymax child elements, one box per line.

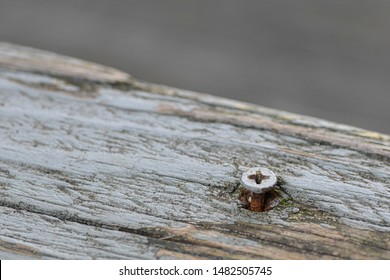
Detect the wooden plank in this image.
<box><xmin>0</xmin><ymin>42</ymin><xmax>389</xmax><ymax>259</ymax></box>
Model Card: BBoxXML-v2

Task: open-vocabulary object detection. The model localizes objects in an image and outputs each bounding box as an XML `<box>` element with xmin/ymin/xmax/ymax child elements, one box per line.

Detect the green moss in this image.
<box><xmin>279</xmin><ymin>198</ymin><xmax>293</xmax><ymax>207</ymax></box>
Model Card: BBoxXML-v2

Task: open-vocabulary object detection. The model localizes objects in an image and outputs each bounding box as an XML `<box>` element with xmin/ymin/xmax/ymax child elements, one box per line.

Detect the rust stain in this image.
<box><xmin>155</xmin><ymin>224</ymin><xmax>266</xmax><ymax>258</ymax></box>
<box><xmin>7</xmin><ymin>77</ymin><xmax>100</xmax><ymax>99</ymax></box>
<box><xmin>155</xmin><ymin>102</ymin><xmax>179</xmax><ymax>113</ymax></box>
<box><xmin>240</xmin><ymin>188</ymin><xmax>280</xmax><ymax>212</ymax></box>
<box><xmin>0</xmin><ymin>239</ymin><xmax>41</xmax><ymax>257</ymax></box>
<box><xmin>156</xmin><ymin>249</ymin><xmax>204</xmax><ymax>260</ymax></box>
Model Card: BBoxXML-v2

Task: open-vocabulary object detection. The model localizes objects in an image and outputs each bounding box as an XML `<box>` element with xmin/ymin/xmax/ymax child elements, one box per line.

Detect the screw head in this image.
<box><xmin>241</xmin><ymin>167</ymin><xmax>277</xmax><ymax>193</ymax></box>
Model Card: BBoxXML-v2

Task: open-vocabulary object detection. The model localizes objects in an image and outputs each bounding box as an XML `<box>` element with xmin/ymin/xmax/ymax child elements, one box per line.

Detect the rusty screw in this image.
<box><xmin>240</xmin><ymin>167</ymin><xmax>277</xmax><ymax>212</ymax></box>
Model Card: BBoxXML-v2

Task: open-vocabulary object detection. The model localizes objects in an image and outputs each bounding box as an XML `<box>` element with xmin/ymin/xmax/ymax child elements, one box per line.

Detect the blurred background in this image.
<box><xmin>0</xmin><ymin>0</ymin><xmax>389</xmax><ymax>134</ymax></box>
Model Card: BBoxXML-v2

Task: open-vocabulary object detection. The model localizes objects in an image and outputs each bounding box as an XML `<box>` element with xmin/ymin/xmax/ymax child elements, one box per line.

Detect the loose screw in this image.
<box><xmin>240</xmin><ymin>167</ymin><xmax>277</xmax><ymax>212</ymax></box>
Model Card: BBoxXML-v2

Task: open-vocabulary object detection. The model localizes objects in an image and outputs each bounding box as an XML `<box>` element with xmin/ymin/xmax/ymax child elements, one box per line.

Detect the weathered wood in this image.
<box><xmin>0</xmin><ymin>42</ymin><xmax>389</xmax><ymax>259</ymax></box>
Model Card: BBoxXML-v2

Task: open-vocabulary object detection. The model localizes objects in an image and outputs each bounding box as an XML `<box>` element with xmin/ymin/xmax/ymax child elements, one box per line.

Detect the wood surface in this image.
<box><xmin>0</xmin><ymin>42</ymin><xmax>389</xmax><ymax>259</ymax></box>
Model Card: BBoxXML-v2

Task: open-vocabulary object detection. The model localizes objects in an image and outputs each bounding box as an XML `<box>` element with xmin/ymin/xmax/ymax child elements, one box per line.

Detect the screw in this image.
<box><xmin>240</xmin><ymin>167</ymin><xmax>277</xmax><ymax>212</ymax></box>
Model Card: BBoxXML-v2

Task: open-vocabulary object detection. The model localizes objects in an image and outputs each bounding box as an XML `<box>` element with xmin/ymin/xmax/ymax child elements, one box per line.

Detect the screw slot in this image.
<box><xmin>247</xmin><ymin>170</ymin><xmax>269</xmax><ymax>184</ymax></box>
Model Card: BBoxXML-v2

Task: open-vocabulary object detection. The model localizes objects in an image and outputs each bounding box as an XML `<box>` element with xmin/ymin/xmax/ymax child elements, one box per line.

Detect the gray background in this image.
<box><xmin>0</xmin><ymin>0</ymin><xmax>389</xmax><ymax>134</ymax></box>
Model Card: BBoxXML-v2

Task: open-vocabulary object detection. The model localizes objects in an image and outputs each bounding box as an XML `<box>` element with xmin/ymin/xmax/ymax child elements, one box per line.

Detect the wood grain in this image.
<box><xmin>0</xmin><ymin>43</ymin><xmax>389</xmax><ymax>259</ymax></box>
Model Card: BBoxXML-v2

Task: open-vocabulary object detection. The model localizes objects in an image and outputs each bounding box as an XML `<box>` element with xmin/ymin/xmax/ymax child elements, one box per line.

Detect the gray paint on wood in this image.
<box><xmin>0</xmin><ymin>208</ymin><xmax>156</xmax><ymax>259</ymax></box>
<box><xmin>0</xmin><ymin>43</ymin><xmax>389</xmax><ymax>259</ymax></box>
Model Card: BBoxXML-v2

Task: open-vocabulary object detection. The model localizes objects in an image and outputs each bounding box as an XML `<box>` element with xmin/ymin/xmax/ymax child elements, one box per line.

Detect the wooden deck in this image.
<box><xmin>0</xmin><ymin>43</ymin><xmax>389</xmax><ymax>259</ymax></box>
